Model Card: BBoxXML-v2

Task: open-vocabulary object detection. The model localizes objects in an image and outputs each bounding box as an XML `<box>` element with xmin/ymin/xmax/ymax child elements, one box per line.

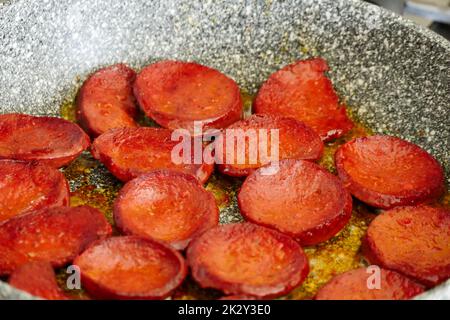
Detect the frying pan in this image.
<box><xmin>0</xmin><ymin>0</ymin><xmax>449</xmax><ymax>300</ymax></box>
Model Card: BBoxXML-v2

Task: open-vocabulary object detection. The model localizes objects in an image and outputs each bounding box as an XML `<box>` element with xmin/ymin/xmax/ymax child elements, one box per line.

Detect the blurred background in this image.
<box><xmin>365</xmin><ymin>0</ymin><xmax>450</xmax><ymax>39</ymax></box>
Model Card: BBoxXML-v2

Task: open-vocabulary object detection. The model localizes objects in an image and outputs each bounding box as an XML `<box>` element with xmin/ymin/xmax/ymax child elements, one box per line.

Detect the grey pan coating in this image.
<box><xmin>0</xmin><ymin>0</ymin><xmax>449</xmax><ymax>300</ymax></box>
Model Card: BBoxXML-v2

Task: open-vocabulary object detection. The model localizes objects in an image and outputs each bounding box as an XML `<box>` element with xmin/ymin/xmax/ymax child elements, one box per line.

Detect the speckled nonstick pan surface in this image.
<box><xmin>0</xmin><ymin>0</ymin><xmax>449</xmax><ymax>300</ymax></box>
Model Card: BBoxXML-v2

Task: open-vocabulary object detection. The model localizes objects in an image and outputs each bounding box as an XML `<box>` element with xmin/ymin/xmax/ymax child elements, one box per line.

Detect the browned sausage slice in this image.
<box><xmin>0</xmin><ymin>160</ymin><xmax>69</xmax><ymax>223</ymax></box>
<box><xmin>187</xmin><ymin>223</ymin><xmax>309</xmax><ymax>298</ymax></box>
<box><xmin>362</xmin><ymin>205</ymin><xmax>450</xmax><ymax>286</ymax></box>
<box><xmin>134</xmin><ymin>60</ymin><xmax>242</xmax><ymax>135</ymax></box>
<box><xmin>9</xmin><ymin>262</ymin><xmax>68</xmax><ymax>300</ymax></box>
<box><xmin>91</xmin><ymin>127</ymin><xmax>214</xmax><ymax>183</ymax></box>
<box><xmin>114</xmin><ymin>170</ymin><xmax>218</xmax><ymax>250</ymax></box>
<box><xmin>0</xmin><ymin>113</ymin><xmax>90</xmax><ymax>168</ymax></box>
<box><xmin>335</xmin><ymin>135</ymin><xmax>445</xmax><ymax>209</ymax></box>
<box><xmin>0</xmin><ymin>205</ymin><xmax>112</xmax><ymax>275</ymax></box>
<box><xmin>73</xmin><ymin>236</ymin><xmax>187</xmax><ymax>299</ymax></box>
<box><xmin>315</xmin><ymin>267</ymin><xmax>424</xmax><ymax>300</ymax></box>
<box><xmin>215</xmin><ymin>114</ymin><xmax>323</xmax><ymax>177</ymax></box>
<box><xmin>238</xmin><ymin>159</ymin><xmax>352</xmax><ymax>245</ymax></box>
<box><xmin>76</xmin><ymin>64</ymin><xmax>138</xmax><ymax>137</ymax></box>
<box><xmin>254</xmin><ymin>58</ymin><xmax>353</xmax><ymax>141</ymax></box>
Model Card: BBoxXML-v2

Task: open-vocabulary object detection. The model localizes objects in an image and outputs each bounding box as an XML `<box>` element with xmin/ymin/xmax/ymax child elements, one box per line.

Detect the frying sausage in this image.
<box><xmin>114</xmin><ymin>170</ymin><xmax>219</xmax><ymax>250</ymax></box>
<box><xmin>238</xmin><ymin>159</ymin><xmax>352</xmax><ymax>245</ymax></box>
<box><xmin>315</xmin><ymin>267</ymin><xmax>424</xmax><ymax>300</ymax></box>
<box><xmin>362</xmin><ymin>205</ymin><xmax>450</xmax><ymax>286</ymax></box>
<box><xmin>0</xmin><ymin>205</ymin><xmax>112</xmax><ymax>275</ymax></box>
<box><xmin>187</xmin><ymin>222</ymin><xmax>309</xmax><ymax>298</ymax></box>
<box><xmin>134</xmin><ymin>60</ymin><xmax>242</xmax><ymax>135</ymax></box>
<box><xmin>215</xmin><ymin>114</ymin><xmax>323</xmax><ymax>177</ymax></box>
<box><xmin>254</xmin><ymin>58</ymin><xmax>353</xmax><ymax>141</ymax></box>
<box><xmin>0</xmin><ymin>159</ymin><xmax>69</xmax><ymax>223</ymax></box>
<box><xmin>9</xmin><ymin>261</ymin><xmax>68</xmax><ymax>300</ymax></box>
<box><xmin>0</xmin><ymin>113</ymin><xmax>90</xmax><ymax>168</ymax></box>
<box><xmin>91</xmin><ymin>127</ymin><xmax>214</xmax><ymax>183</ymax></box>
<box><xmin>335</xmin><ymin>135</ymin><xmax>445</xmax><ymax>209</ymax></box>
<box><xmin>73</xmin><ymin>236</ymin><xmax>187</xmax><ymax>299</ymax></box>
<box><xmin>76</xmin><ymin>64</ymin><xmax>138</xmax><ymax>137</ymax></box>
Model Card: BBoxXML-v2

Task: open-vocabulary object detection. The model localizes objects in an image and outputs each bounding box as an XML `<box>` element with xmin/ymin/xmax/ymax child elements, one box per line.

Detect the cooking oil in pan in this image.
<box><xmin>58</xmin><ymin>90</ymin><xmax>448</xmax><ymax>300</ymax></box>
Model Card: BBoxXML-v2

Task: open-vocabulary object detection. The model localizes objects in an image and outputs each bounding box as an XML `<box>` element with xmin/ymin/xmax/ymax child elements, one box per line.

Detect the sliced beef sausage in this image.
<box><xmin>238</xmin><ymin>159</ymin><xmax>352</xmax><ymax>245</ymax></box>
<box><xmin>0</xmin><ymin>113</ymin><xmax>90</xmax><ymax>168</ymax></box>
<box><xmin>76</xmin><ymin>64</ymin><xmax>138</xmax><ymax>137</ymax></box>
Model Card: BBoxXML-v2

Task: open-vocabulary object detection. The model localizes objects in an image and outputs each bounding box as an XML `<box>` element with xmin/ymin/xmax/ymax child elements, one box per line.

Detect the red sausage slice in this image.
<box><xmin>238</xmin><ymin>159</ymin><xmax>352</xmax><ymax>245</ymax></box>
<box><xmin>187</xmin><ymin>223</ymin><xmax>309</xmax><ymax>298</ymax></box>
<box><xmin>215</xmin><ymin>114</ymin><xmax>323</xmax><ymax>177</ymax></box>
<box><xmin>335</xmin><ymin>135</ymin><xmax>445</xmax><ymax>209</ymax></box>
<box><xmin>362</xmin><ymin>205</ymin><xmax>450</xmax><ymax>286</ymax></box>
<box><xmin>0</xmin><ymin>113</ymin><xmax>90</xmax><ymax>168</ymax></box>
<box><xmin>0</xmin><ymin>205</ymin><xmax>112</xmax><ymax>275</ymax></box>
<box><xmin>114</xmin><ymin>170</ymin><xmax>219</xmax><ymax>250</ymax></box>
<box><xmin>74</xmin><ymin>236</ymin><xmax>187</xmax><ymax>299</ymax></box>
<box><xmin>134</xmin><ymin>60</ymin><xmax>243</xmax><ymax>134</ymax></box>
<box><xmin>0</xmin><ymin>160</ymin><xmax>69</xmax><ymax>223</ymax></box>
<box><xmin>76</xmin><ymin>64</ymin><xmax>138</xmax><ymax>137</ymax></box>
<box><xmin>254</xmin><ymin>58</ymin><xmax>353</xmax><ymax>141</ymax></box>
<box><xmin>9</xmin><ymin>262</ymin><xmax>68</xmax><ymax>300</ymax></box>
<box><xmin>91</xmin><ymin>127</ymin><xmax>214</xmax><ymax>183</ymax></box>
<box><xmin>315</xmin><ymin>267</ymin><xmax>424</xmax><ymax>300</ymax></box>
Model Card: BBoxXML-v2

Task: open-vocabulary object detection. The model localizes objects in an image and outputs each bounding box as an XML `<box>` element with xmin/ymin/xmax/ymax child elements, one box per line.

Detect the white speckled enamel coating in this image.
<box><xmin>0</xmin><ymin>0</ymin><xmax>448</xmax><ymax>299</ymax></box>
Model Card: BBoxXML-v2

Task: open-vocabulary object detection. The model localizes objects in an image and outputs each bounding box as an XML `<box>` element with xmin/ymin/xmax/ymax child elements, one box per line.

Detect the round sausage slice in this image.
<box><xmin>362</xmin><ymin>205</ymin><xmax>450</xmax><ymax>287</ymax></box>
<box><xmin>0</xmin><ymin>205</ymin><xmax>112</xmax><ymax>275</ymax></box>
<box><xmin>187</xmin><ymin>223</ymin><xmax>309</xmax><ymax>298</ymax></box>
<box><xmin>315</xmin><ymin>267</ymin><xmax>424</xmax><ymax>300</ymax></box>
<box><xmin>215</xmin><ymin>114</ymin><xmax>323</xmax><ymax>177</ymax></box>
<box><xmin>0</xmin><ymin>113</ymin><xmax>90</xmax><ymax>168</ymax></box>
<box><xmin>114</xmin><ymin>170</ymin><xmax>219</xmax><ymax>250</ymax></box>
<box><xmin>335</xmin><ymin>135</ymin><xmax>445</xmax><ymax>209</ymax></box>
<box><xmin>254</xmin><ymin>58</ymin><xmax>353</xmax><ymax>141</ymax></box>
<box><xmin>74</xmin><ymin>236</ymin><xmax>187</xmax><ymax>299</ymax></box>
<box><xmin>91</xmin><ymin>127</ymin><xmax>214</xmax><ymax>183</ymax></box>
<box><xmin>0</xmin><ymin>160</ymin><xmax>70</xmax><ymax>223</ymax></box>
<box><xmin>134</xmin><ymin>60</ymin><xmax>242</xmax><ymax>134</ymax></box>
<box><xmin>76</xmin><ymin>64</ymin><xmax>138</xmax><ymax>137</ymax></box>
<box><xmin>238</xmin><ymin>159</ymin><xmax>352</xmax><ymax>245</ymax></box>
<box><xmin>9</xmin><ymin>261</ymin><xmax>68</xmax><ymax>300</ymax></box>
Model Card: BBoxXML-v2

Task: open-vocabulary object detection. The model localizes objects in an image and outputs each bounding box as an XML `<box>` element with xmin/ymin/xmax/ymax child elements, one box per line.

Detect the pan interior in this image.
<box><xmin>0</xmin><ymin>0</ymin><xmax>449</xmax><ymax>299</ymax></box>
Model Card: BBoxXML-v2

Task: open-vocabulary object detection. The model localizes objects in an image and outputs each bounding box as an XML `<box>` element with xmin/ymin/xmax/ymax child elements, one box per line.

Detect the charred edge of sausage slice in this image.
<box><xmin>134</xmin><ymin>60</ymin><xmax>243</xmax><ymax>134</ymax></box>
<box><xmin>335</xmin><ymin>135</ymin><xmax>445</xmax><ymax>209</ymax></box>
<box><xmin>216</xmin><ymin>114</ymin><xmax>324</xmax><ymax>177</ymax></box>
<box><xmin>91</xmin><ymin>127</ymin><xmax>214</xmax><ymax>183</ymax></box>
<box><xmin>0</xmin><ymin>205</ymin><xmax>112</xmax><ymax>275</ymax></box>
<box><xmin>238</xmin><ymin>159</ymin><xmax>352</xmax><ymax>245</ymax></box>
<box><xmin>314</xmin><ymin>267</ymin><xmax>424</xmax><ymax>300</ymax></box>
<box><xmin>187</xmin><ymin>222</ymin><xmax>309</xmax><ymax>298</ymax></box>
<box><xmin>73</xmin><ymin>236</ymin><xmax>187</xmax><ymax>299</ymax></box>
<box><xmin>253</xmin><ymin>57</ymin><xmax>353</xmax><ymax>141</ymax></box>
<box><xmin>114</xmin><ymin>170</ymin><xmax>219</xmax><ymax>250</ymax></box>
<box><xmin>0</xmin><ymin>113</ymin><xmax>90</xmax><ymax>168</ymax></box>
<box><xmin>362</xmin><ymin>205</ymin><xmax>450</xmax><ymax>287</ymax></box>
<box><xmin>8</xmin><ymin>261</ymin><xmax>69</xmax><ymax>300</ymax></box>
<box><xmin>219</xmin><ymin>295</ymin><xmax>258</xmax><ymax>300</ymax></box>
<box><xmin>76</xmin><ymin>64</ymin><xmax>138</xmax><ymax>137</ymax></box>
<box><xmin>0</xmin><ymin>159</ymin><xmax>70</xmax><ymax>223</ymax></box>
